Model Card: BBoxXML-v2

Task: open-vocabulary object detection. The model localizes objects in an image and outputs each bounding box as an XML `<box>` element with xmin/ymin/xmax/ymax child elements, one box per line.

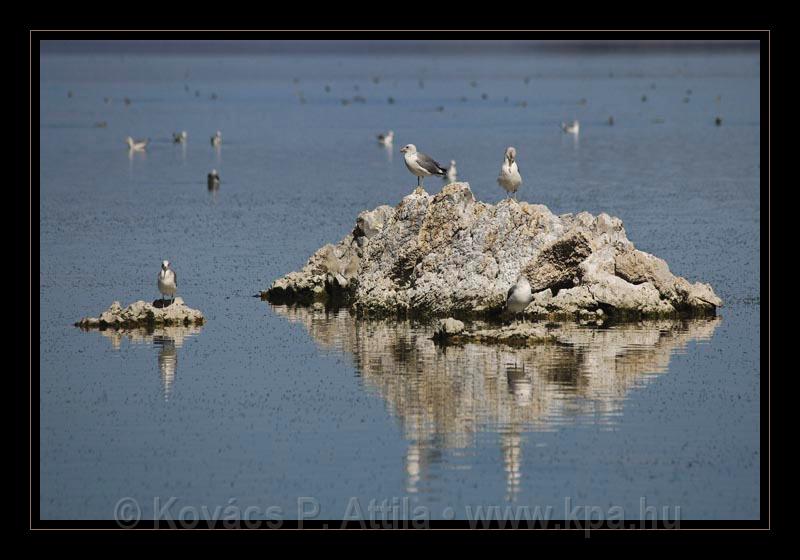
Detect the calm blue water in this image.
<box><xmin>39</xmin><ymin>48</ymin><xmax>760</xmax><ymax>522</ymax></box>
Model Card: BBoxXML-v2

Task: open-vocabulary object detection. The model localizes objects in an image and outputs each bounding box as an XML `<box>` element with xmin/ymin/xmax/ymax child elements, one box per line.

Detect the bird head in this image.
<box><xmin>505</xmin><ymin>147</ymin><xmax>517</xmax><ymax>163</ymax></box>
<box><xmin>162</xmin><ymin>260</ymin><xmax>170</xmax><ymax>270</ymax></box>
<box><xmin>400</xmin><ymin>144</ymin><xmax>417</xmax><ymax>155</ymax></box>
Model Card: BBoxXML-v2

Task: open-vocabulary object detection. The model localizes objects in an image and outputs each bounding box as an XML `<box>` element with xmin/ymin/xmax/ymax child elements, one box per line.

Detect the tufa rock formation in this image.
<box><xmin>263</xmin><ymin>183</ymin><xmax>721</xmax><ymax>320</ymax></box>
<box><xmin>75</xmin><ymin>297</ymin><xmax>205</xmax><ymax>329</ymax></box>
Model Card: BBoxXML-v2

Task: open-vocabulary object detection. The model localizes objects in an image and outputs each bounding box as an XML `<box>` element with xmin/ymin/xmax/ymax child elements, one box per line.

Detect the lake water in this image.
<box><xmin>39</xmin><ymin>47</ymin><xmax>760</xmax><ymax>522</ymax></box>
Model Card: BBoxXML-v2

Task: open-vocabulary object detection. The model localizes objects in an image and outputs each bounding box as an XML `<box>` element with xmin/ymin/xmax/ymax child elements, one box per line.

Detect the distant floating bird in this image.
<box><xmin>506</xmin><ymin>274</ymin><xmax>533</xmax><ymax>322</ymax></box>
<box><xmin>561</xmin><ymin>120</ymin><xmax>580</xmax><ymax>135</ymax></box>
<box><xmin>104</xmin><ymin>97</ymin><xmax>111</xmax><ymax>104</ymax></box>
<box><xmin>173</xmin><ymin>131</ymin><xmax>188</xmax><ymax>143</ymax></box>
<box><xmin>94</xmin><ymin>121</ymin><xmax>107</xmax><ymax>128</ymax></box>
<box><xmin>377</xmin><ymin>130</ymin><xmax>394</xmax><ymax>146</ymax></box>
<box><xmin>211</xmin><ymin>130</ymin><xmax>222</xmax><ymax>147</ymax></box>
<box><xmin>445</xmin><ymin>160</ymin><xmax>457</xmax><ymax>182</ymax></box>
<box><xmin>715</xmin><ymin>117</ymin><xmax>722</xmax><ymax>126</ymax></box>
<box><xmin>400</xmin><ymin>144</ymin><xmax>447</xmax><ymax>187</ymax></box>
<box><xmin>324</xmin><ymin>85</ymin><xmax>331</xmax><ymax>93</ymax></box>
<box><xmin>67</xmin><ymin>90</ymin><xmax>73</xmax><ymax>98</ymax></box>
<box><xmin>126</xmin><ymin>136</ymin><xmax>148</xmax><ymax>151</ymax></box>
<box><xmin>123</xmin><ymin>97</ymin><xmax>132</xmax><ymax>106</ymax></box>
<box><xmin>387</xmin><ymin>96</ymin><xmax>395</xmax><ymax>104</ymax></box>
<box><xmin>210</xmin><ymin>93</ymin><xmax>218</xmax><ymax>100</ymax></box>
<box><xmin>497</xmin><ymin>147</ymin><xmax>522</xmax><ymax>200</ymax></box>
<box><xmin>641</xmin><ymin>94</ymin><xmax>648</xmax><ymax>102</ymax></box>
<box><xmin>157</xmin><ymin>260</ymin><xmax>177</xmax><ymax>305</ymax></box>
<box><xmin>207</xmin><ymin>169</ymin><xmax>220</xmax><ymax>189</ymax></box>
<box><xmin>481</xmin><ymin>93</ymin><xmax>488</xmax><ymax>100</ymax></box>
<box><xmin>578</xmin><ymin>97</ymin><xmax>587</xmax><ymax>105</ymax></box>
<box><xmin>608</xmin><ymin>116</ymin><xmax>615</xmax><ymax>126</ymax></box>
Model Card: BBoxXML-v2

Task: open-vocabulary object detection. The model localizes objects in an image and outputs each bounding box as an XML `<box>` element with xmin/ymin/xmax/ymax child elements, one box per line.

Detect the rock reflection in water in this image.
<box><xmin>270</xmin><ymin>304</ymin><xmax>719</xmax><ymax>499</ymax></box>
<box><xmin>95</xmin><ymin>325</ymin><xmax>203</xmax><ymax>400</ymax></box>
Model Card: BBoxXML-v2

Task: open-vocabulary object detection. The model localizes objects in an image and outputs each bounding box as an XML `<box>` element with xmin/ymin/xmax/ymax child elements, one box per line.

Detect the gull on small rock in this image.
<box><xmin>173</xmin><ymin>131</ymin><xmax>188</xmax><ymax>143</ymax></box>
<box><xmin>400</xmin><ymin>144</ymin><xmax>447</xmax><ymax>187</ymax></box>
<box><xmin>158</xmin><ymin>260</ymin><xmax>178</xmax><ymax>305</ymax></box>
<box><xmin>497</xmin><ymin>147</ymin><xmax>522</xmax><ymax>200</ymax></box>
<box><xmin>126</xmin><ymin>136</ymin><xmax>149</xmax><ymax>151</ymax></box>
<box><xmin>506</xmin><ymin>274</ymin><xmax>533</xmax><ymax>322</ymax></box>
<box><xmin>377</xmin><ymin>130</ymin><xmax>394</xmax><ymax>146</ymax></box>
<box><xmin>211</xmin><ymin>130</ymin><xmax>222</xmax><ymax>147</ymax></box>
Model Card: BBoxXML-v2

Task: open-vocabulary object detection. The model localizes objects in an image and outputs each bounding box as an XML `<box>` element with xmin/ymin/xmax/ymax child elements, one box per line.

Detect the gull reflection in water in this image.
<box><xmin>270</xmin><ymin>304</ymin><xmax>720</xmax><ymax>500</ymax></box>
<box><xmin>95</xmin><ymin>325</ymin><xmax>203</xmax><ymax>400</ymax></box>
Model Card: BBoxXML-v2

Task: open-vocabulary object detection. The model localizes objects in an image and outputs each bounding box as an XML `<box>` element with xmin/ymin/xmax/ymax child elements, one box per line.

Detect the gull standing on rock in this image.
<box><xmin>497</xmin><ymin>147</ymin><xmax>522</xmax><ymax>199</ymax></box>
<box><xmin>400</xmin><ymin>144</ymin><xmax>447</xmax><ymax>187</ymax></box>
<box><xmin>377</xmin><ymin>130</ymin><xmax>394</xmax><ymax>146</ymax></box>
<box><xmin>211</xmin><ymin>130</ymin><xmax>222</xmax><ymax>147</ymax></box>
<box><xmin>506</xmin><ymin>274</ymin><xmax>533</xmax><ymax>322</ymax></box>
<box><xmin>445</xmin><ymin>160</ymin><xmax>458</xmax><ymax>182</ymax></box>
<box><xmin>158</xmin><ymin>260</ymin><xmax>178</xmax><ymax>305</ymax></box>
<box><xmin>126</xmin><ymin>136</ymin><xmax>149</xmax><ymax>151</ymax></box>
<box><xmin>207</xmin><ymin>169</ymin><xmax>220</xmax><ymax>189</ymax></box>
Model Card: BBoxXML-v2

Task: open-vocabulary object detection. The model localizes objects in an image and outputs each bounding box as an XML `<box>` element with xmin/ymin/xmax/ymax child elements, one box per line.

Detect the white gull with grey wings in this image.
<box><xmin>506</xmin><ymin>274</ymin><xmax>533</xmax><ymax>321</ymax></box>
<box><xmin>400</xmin><ymin>144</ymin><xmax>447</xmax><ymax>187</ymax></box>
<box><xmin>126</xmin><ymin>136</ymin><xmax>149</xmax><ymax>151</ymax></box>
<box><xmin>497</xmin><ymin>147</ymin><xmax>522</xmax><ymax>199</ymax></box>
<box><xmin>158</xmin><ymin>260</ymin><xmax>178</xmax><ymax>304</ymax></box>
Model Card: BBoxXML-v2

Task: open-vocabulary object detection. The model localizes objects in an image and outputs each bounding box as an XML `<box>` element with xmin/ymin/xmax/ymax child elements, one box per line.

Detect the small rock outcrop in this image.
<box><xmin>75</xmin><ymin>297</ymin><xmax>205</xmax><ymax>329</ymax></box>
<box><xmin>263</xmin><ymin>183</ymin><xmax>721</xmax><ymax>320</ymax></box>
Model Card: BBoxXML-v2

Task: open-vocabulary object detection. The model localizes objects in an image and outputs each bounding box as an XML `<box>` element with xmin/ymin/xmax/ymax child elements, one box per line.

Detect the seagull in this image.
<box><xmin>506</xmin><ymin>274</ymin><xmax>533</xmax><ymax>322</ymax></box>
<box><xmin>211</xmin><ymin>130</ymin><xmax>222</xmax><ymax>147</ymax></box>
<box><xmin>400</xmin><ymin>144</ymin><xmax>447</xmax><ymax>187</ymax></box>
<box><xmin>561</xmin><ymin>120</ymin><xmax>580</xmax><ymax>135</ymax></box>
<box><xmin>157</xmin><ymin>260</ymin><xmax>177</xmax><ymax>305</ymax></box>
<box><xmin>126</xmin><ymin>136</ymin><xmax>149</xmax><ymax>151</ymax></box>
<box><xmin>173</xmin><ymin>131</ymin><xmax>188</xmax><ymax>143</ymax></box>
<box><xmin>207</xmin><ymin>169</ymin><xmax>220</xmax><ymax>189</ymax></box>
<box><xmin>377</xmin><ymin>130</ymin><xmax>394</xmax><ymax>146</ymax></box>
<box><xmin>497</xmin><ymin>147</ymin><xmax>522</xmax><ymax>200</ymax></box>
<box><xmin>445</xmin><ymin>160</ymin><xmax>457</xmax><ymax>182</ymax></box>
